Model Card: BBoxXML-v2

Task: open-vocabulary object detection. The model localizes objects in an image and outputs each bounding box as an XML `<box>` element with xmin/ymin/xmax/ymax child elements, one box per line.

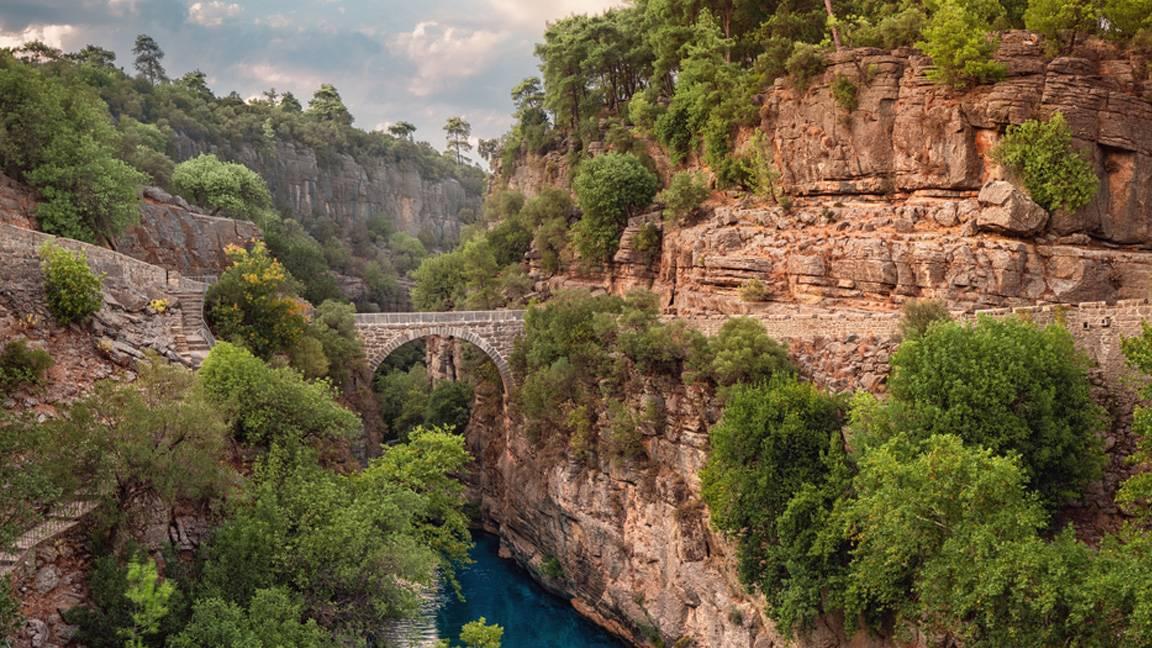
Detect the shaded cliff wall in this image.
<box><xmin>171</xmin><ymin>135</ymin><xmax>482</xmax><ymax>248</ymax></box>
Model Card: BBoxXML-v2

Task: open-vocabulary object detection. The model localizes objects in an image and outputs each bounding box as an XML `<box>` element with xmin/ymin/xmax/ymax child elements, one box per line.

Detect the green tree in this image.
<box><xmin>899</xmin><ymin>298</ymin><xmax>951</xmax><ymax>339</ymax></box>
<box><xmin>1119</xmin><ymin>324</ymin><xmax>1152</xmax><ymax>524</ymax></box>
<box><xmin>571</xmin><ymin>152</ymin><xmax>660</xmax><ymax>262</ymax></box>
<box><xmin>425</xmin><ymin>380</ymin><xmax>474</xmax><ymax>433</ymax></box>
<box><xmin>169</xmin><ymin>588</ymin><xmax>328</xmax><ymax>648</ymax></box>
<box><xmin>658</xmin><ymin>171</ymin><xmax>710</xmax><ymax>223</ymax></box>
<box><xmin>411</xmin><ymin>252</ymin><xmax>469</xmax><ymax>311</ymax></box>
<box><xmin>206</xmin><ymin>242</ymin><xmax>307</xmax><ymax>359</ymax></box>
<box><xmin>38</xmin><ymin>242</ymin><xmax>103</xmax><ymax>323</ymax></box>
<box><xmin>458</xmin><ymin>617</ymin><xmax>504</xmax><ymax>648</ymax></box>
<box><xmin>886</xmin><ymin>316</ymin><xmax>1107</xmax><ymax>506</ymax></box>
<box><xmin>706</xmin><ymin>317</ymin><xmax>793</xmax><ymax>387</ymax></box>
<box><xmin>836</xmin><ymin>434</ymin><xmax>1050</xmax><ymax>632</ymax></box>
<box><xmin>701</xmin><ymin>378</ymin><xmax>843</xmax><ymax>589</ymax></box>
<box><xmin>1025</xmin><ymin>0</ymin><xmax>1101</xmax><ymax>53</ymax></box>
<box><xmin>991</xmin><ymin>112</ymin><xmax>1099</xmax><ymax>213</ymax></box>
<box><xmin>917</xmin><ymin>0</ymin><xmax>1006</xmax><ymax>86</ymax></box>
<box><xmin>121</xmin><ymin>558</ymin><xmax>175</xmax><ymax>648</ymax></box>
<box><xmin>444</xmin><ymin>116</ymin><xmax>473</xmax><ymax>164</ymax></box>
<box><xmin>388</xmin><ymin>120</ymin><xmax>417</xmax><ymax>140</ymax></box>
<box><xmin>306</xmin><ymin>84</ymin><xmax>354</xmax><ymax>125</ymax></box>
<box><xmin>171</xmin><ymin>154</ymin><xmax>273</xmax><ymax>220</ymax></box>
<box><xmin>198</xmin><ymin>342</ymin><xmax>360</xmax><ymax>445</ymax></box>
<box><xmin>0</xmin><ymin>340</ymin><xmax>53</xmax><ymax>396</ymax></box>
<box><xmin>132</xmin><ymin>34</ymin><xmax>167</xmax><ymax>84</ymax></box>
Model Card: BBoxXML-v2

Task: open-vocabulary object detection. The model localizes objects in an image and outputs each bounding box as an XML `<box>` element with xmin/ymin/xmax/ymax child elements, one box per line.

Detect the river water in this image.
<box><xmin>385</xmin><ymin>532</ymin><xmax>626</xmax><ymax>647</ymax></box>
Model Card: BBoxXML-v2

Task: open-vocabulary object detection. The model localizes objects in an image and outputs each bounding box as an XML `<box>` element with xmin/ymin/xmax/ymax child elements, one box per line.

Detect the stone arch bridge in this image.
<box><xmin>353</xmin><ymin>310</ymin><xmax>526</xmax><ymax>388</ymax></box>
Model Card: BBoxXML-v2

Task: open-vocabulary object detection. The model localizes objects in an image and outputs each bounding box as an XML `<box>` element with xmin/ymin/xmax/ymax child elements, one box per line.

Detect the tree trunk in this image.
<box><xmin>824</xmin><ymin>0</ymin><xmax>843</xmax><ymax>50</ymax></box>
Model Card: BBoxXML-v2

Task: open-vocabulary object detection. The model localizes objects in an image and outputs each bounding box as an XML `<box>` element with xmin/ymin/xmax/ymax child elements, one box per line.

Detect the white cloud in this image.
<box><xmin>0</xmin><ymin>24</ymin><xmax>75</xmax><ymax>49</ymax></box>
<box><xmin>487</xmin><ymin>0</ymin><xmax>625</xmax><ymax>28</ymax></box>
<box><xmin>188</xmin><ymin>1</ymin><xmax>241</xmax><ymax>27</ymax></box>
<box><xmin>233</xmin><ymin>63</ymin><xmax>328</xmax><ymax>93</ymax></box>
<box><xmin>390</xmin><ymin>21</ymin><xmax>507</xmax><ymax>97</ymax></box>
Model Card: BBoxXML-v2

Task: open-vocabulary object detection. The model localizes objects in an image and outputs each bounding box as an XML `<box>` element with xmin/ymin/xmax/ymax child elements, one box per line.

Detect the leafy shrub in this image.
<box><xmin>38</xmin><ymin>242</ymin><xmax>102</xmax><ymax>323</ymax></box>
<box><xmin>917</xmin><ymin>0</ymin><xmax>1006</xmax><ymax>87</ymax></box>
<box><xmin>171</xmin><ymin>153</ymin><xmax>273</xmax><ymax>220</ymax></box>
<box><xmin>831</xmin><ymin>75</ymin><xmax>859</xmax><ymax>111</ymax></box>
<box><xmin>168</xmin><ymin>588</ymin><xmax>328</xmax><ymax>648</ymax></box>
<box><xmin>0</xmin><ymin>340</ymin><xmax>52</xmax><ymax>394</ymax></box>
<box><xmin>631</xmin><ymin>223</ymin><xmax>662</xmax><ymax>265</ymax></box>
<box><xmin>991</xmin><ymin>112</ymin><xmax>1099</xmax><ymax>212</ymax></box>
<box><xmin>739</xmin><ymin>279</ymin><xmax>771</xmax><ymax>302</ymax></box>
<box><xmin>199</xmin><ymin>342</ymin><xmax>359</xmax><ymax>445</ymax></box>
<box><xmin>707</xmin><ymin>317</ymin><xmax>793</xmax><ymax>387</ymax></box>
<box><xmin>701</xmin><ymin>378</ymin><xmax>844</xmax><ymax>614</ymax></box>
<box><xmin>0</xmin><ymin>54</ymin><xmax>145</xmax><ymax>242</ymax></box>
<box><xmin>899</xmin><ymin>299</ymin><xmax>951</xmax><ymax>339</ymax></box>
<box><xmin>424</xmin><ymin>380</ymin><xmax>474</xmax><ymax>433</ymax></box>
<box><xmin>572</xmin><ymin>153</ymin><xmax>660</xmax><ymax>263</ymax></box>
<box><xmin>785</xmin><ymin>43</ymin><xmax>827</xmax><ymax>91</ymax></box>
<box><xmin>887</xmin><ymin>316</ymin><xmax>1107</xmax><ymax>506</ymax></box>
<box><xmin>0</xmin><ymin>579</ymin><xmax>20</xmax><ymax>638</ymax></box>
<box><xmin>206</xmin><ymin>242</ymin><xmax>306</xmax><ymax>359</ymax></box>
<box><xmin>848</xmin><ymin>7</ymin><xmax>927</xmax><ymax>48</ymax></box>
<box><xmin>658</xmin><ymin>172</ymin><xmax>710</xmax><ymax>224</ymax></box>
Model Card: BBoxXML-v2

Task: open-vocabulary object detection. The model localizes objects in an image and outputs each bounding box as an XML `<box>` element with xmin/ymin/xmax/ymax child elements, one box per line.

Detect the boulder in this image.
<box><xmin>976</xmin><ymin>181</ymin><xmax>1049</xmax><ymax>236</ymax></box>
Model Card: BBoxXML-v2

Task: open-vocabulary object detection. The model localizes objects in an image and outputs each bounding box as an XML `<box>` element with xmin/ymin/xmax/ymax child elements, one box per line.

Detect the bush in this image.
<box><xmin>425</xmin><ymin>380</ymin><xmax>474</xmax><ymax>433</ymax></box>
<box><xmin>707</xmin><ymin>317</ymin><xmax>793</xmax><ymax>387</ymax></box>
<box><xmin>206</xmin><ymin>242</ymin><xmax>307</xmax><ymax>359</ymax></box>
<box><xmin>899</xmin><ymin>299</ymin><xmax>951</xmax><ymax>339</ymax></box>
<box><xmin>785</xmin><ymin>43</ymin><xmax>827</xmax><ymax>90</ymax></box>
<box><xmin>991</xmin><ymin>112</ymin><xmax>1099</xmax><ymax>213</ymax></box>
<box><xmin>917</xmin><ymin>0</ymin><xmax>1006</xmax><ymax>87</ymax></box>
<box><xmin>701</xmin><ymin>378</ymin><xmax>845</xmax><ymax>612</ymax></box>
<box><xmin>171</xmin><ymin>154</ymin><xmax>273</xmax><ymax>220</ymax></box>
<box><xmin>572</xmin><ymin>153</ymin><xmax>660</xmax><ymax>263</ymax></box>
<box><xmin>199</xmin><ymin>342</ymin><xmax>360</xmax><ymax>445</ymax></box>
<box><xmin>658</xmin><ymin>172</ymin><xmax>710</xmax><ymax>224</ymax></box>
<box><xmin>0</xmin><ymin>340</ymin><xmax>52</xmax><ymax>394</ymax></box>
<box><xmin>739</xmin><ymin>279</ymin><xmax>771</xmax><ymax>302</ymax></box>
<box><xmin>831</xmin><ymin>75</ymin><xmax>859</xmax><ymax>112</ymax></box>
<box><xmin>631</xmin><ymin>223</ymin><xmax>662</xmax><ymax>265</ymax></box>
<box><xmin>38</xmin><ymin>242</ymin><xmax>102</xmax><ymax>323</ymax></box>
<box><xmin>886</xmin><ymin>316</ymin><xmax>1107</xmax><ymax>506</ymax></box>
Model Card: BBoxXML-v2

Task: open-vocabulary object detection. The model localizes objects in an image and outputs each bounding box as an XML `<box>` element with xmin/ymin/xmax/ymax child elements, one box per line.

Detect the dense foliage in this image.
<box><xmin>886</xmin><ymin>316</ymin><xmax>1106</xmax><ymax>506</ymax></box>
<box><xmin>571</xmin><ymin>153</ymin><xmax>660</xmax><ymax>262</ymax></box>
<box><xmin>170</xmin><ymin>154</ymin><xmax>273</xmax><ymax>221</ymax></box>
<box><xmin>0</xmin><ymin>340</ymin><xmax>52</xmax><ymax>395</ymax></box>
<box><xmin>38</xmin><ymin>242</ymin><xmax>103</xmax><ymax>324</ymax></box>
<box><xmin>992</xmin><ymin>112</ymin><xmax>1099</xmax><ymax>212</ymax></box>
<box><xmin>0</xmin><ymin>51</ymin><xmax>145</xmax><ymax>242</ymax></box>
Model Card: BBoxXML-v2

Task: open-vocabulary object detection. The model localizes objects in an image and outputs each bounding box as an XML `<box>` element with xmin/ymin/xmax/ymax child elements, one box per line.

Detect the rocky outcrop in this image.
<box><xmin>464</xmin><ymin>376</ymin><xmax>784</xmax><ymax>648</ymax></box>
<box><xmin>976</xmin><ymin>180</ymin><xmax>1049</xmax><ymax>236</ymax></box>
<box><xmin>115</xmin><ymin>187</ymin><xmax>262</xmax><ymax>277</ymax></box>
<box><xmin>171</xmin><ymin>136</ymin><xmax>482</xmax><ymax>247</ymax></box>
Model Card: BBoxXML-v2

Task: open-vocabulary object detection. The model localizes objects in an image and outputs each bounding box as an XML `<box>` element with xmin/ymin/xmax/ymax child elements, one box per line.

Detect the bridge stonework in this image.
<box><xmin>353</xmin><ymin>310</ymin><xmax>526</xmax><ymax>388</ymax></box>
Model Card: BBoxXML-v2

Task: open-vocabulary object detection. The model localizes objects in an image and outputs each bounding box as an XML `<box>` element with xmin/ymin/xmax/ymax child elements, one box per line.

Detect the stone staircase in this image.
<box><xmin>0</xmin><ymin>501</ymin><xmax>99</xmax><ymax>576</ymax></box>
<box><xmin>170</xmin><ymin>278</ymin><xmax>216</xmax><ymax>368</ymax></box>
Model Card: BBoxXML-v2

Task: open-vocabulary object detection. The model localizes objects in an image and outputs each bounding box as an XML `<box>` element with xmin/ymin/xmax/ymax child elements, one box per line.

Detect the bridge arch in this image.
<box><xmin>354</xmin><ymin>311</ymin><xmax>525</xmax><ymax>394</ymax></box>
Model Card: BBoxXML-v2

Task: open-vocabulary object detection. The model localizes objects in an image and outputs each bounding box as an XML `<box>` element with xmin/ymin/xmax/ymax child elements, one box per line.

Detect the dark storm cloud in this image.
<box><xmin>0</xmin><ymin>0</ymin><xmax>623</xmax><ymax>143</ymax></box>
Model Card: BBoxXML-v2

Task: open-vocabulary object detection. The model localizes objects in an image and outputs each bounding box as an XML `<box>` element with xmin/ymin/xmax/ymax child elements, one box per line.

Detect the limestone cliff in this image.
<box><xmin>484</xmin><ymin>32</ymin><xmax>1152</xmax><ymax>648</ymax></box>
<box><xmin>170</xmin><ymin>135</ymin><xmax>483</xmax><ymax>248</ymax></box>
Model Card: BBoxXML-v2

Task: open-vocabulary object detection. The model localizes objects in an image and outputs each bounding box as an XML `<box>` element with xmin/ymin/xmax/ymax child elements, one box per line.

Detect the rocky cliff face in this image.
<box><xmin>171</xmin><ymin>135</ymin><xmax>482</xmax><ymax>248</ymax></box>
<box><xmin>489</xmin><ymin>32</ymin><xmax>1152</xmax><ymax>648</ymax></box>
<box><xmin>115</xmin><ymin>187</ymin><xmax>262</xmax><ymax>277</ymax></box>
<box><xmin>462</xmin><ymin>374</ymin><xmax>786</xmax><ymax>648</ymax></box>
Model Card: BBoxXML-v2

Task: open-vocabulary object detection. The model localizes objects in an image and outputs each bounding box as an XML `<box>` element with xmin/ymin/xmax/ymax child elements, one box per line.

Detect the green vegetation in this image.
<box><xmin>992</xmin><ymin>112</ymin><xmax>1099</xmax><ymax>212</ymax></box>
<box><xmin>658</xmin><ymin>171</ymin><xmax>710</xmax><ymax>223</ymax></box>
<box><xmin>440</xmin><ymin>617</ymin><xmax>505</xmax><ymax>648</ymax></box>
<box><xmin>0</xmin><ymin>51</ymin><xmax>145</xmax><ymax>242</ymax></box>
<box><xmin>572</xmin><ymin>153</ymin><xmax>660</xmax><ymax>262</ymax></box>
<box><xmin>199</xmin><ymin>342</ymin><xmax>359</xmax><ymax>445</ymax></box>
<box><xmin>693</xmin><ymin>313</ymin><xmax>1152</xmax><ymax>643</ymax></box>
<box><xmin>206</xmin><ymin>242</ymin><xmax>306</xmax><ymax>359</ymax></box>
<box><xmin>375</xmin><ymin>359</ymin><xmax>475</xmax><ymax>440</ymax></box>
<box><xmin>738</xmin><ymin>278</ymin><xmax>771</xmax><ymax>302</ymax></box>
<box><xmin>170</xmin><ymin>154</ymin><xmax>273</xmax><ymax>221</ymax></box>
<box><xmin>831</xmin><ymin>75</ymin><xmax>859</xmax><ymax>111</ymax></box>
<box><xmin>899</xmin><ymin>298</ymin><xmax>951</xmax><ymax>339</ymax></box>
<box><xmin>917</xmin><ymin>0</ymin><xmax>1007</xmax><ymax>86</ymax></box>
<box><xmin>887</xmin><ymin>317</ymin><xmax>1106</xmax><ymax>506</ymax></box>
<box><xmin>38</xmin><ymin>242</ymin><xmax>103</xmax><ymax>324</ymax></box>
<box><xmin>0</xmin><ymin>340</ymin><xmax>52</xmax><ymax>395</ymax></box>
<box><xmin>707</xmin><ymin>317</ymin><xmax>793</xmax><ymax>387</ymax></box>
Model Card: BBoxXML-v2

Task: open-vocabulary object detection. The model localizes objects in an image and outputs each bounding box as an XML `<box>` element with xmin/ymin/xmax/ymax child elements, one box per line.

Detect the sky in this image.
<box><xmin>0</xmin><ymin>0</ymin><xmax>624</xmax><ymax>147</ymax></box>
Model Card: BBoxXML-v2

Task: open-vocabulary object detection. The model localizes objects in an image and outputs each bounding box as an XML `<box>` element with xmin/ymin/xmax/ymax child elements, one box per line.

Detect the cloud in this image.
<box><xmin>187</xmin><ymin>1</ymin><xmax>240</xmax><ymax>27</ymax></box>
<box><xmin>487</xmin><ymin>0</ymin><xmax>624</xmax><ymax>28</ymax></box>
<box><xmin>0</xmin><ymin>23</ymin><xmax>74</xmax><ymax>48</ymax></box>
<box><xmin>107</xmin><ymin>0</ymin><xmax>140</xmax><ymax>16</ymax></box>
<box><xmin>390</xmin><ymin>21</ymin><xmax>507</xmax><ymax>97</ymax></box>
